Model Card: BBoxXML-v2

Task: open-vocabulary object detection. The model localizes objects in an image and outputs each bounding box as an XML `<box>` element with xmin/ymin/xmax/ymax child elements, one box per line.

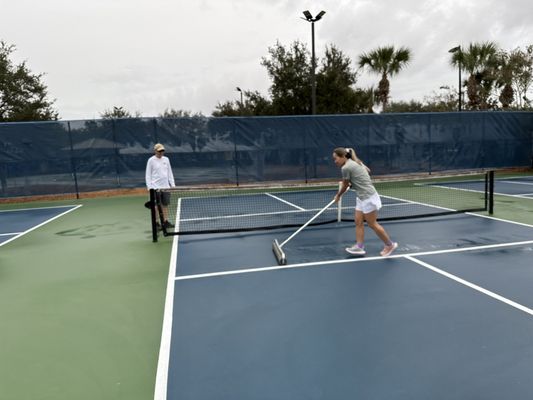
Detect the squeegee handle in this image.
<box><xmin>279</xmin><ymin>199</ymin><xmax>336</xmax><ymax>248</ymax></box>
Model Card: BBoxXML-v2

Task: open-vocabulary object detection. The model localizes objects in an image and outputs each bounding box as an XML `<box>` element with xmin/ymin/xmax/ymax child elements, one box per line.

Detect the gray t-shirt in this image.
<box><xmin>341</xmin><ymin>159</ymin><xmax>376</xmax><ymax>200</ymax></box>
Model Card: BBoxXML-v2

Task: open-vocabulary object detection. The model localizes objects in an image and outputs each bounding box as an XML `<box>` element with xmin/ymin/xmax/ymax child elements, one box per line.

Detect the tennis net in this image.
<box><xmin>150</xmin><ymin>171</ymin><xmax>494</xmax><ymax>240</ymax></box>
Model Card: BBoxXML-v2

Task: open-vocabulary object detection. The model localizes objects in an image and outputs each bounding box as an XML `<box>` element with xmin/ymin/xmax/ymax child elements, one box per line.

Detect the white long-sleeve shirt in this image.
<box><xmin>145</xmin><ymin>155</ymin><xmax>175</xmax><ymax>189</ymax></box>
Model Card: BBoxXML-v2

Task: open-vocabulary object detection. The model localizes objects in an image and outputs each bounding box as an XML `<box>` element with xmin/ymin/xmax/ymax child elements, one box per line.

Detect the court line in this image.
<box><xmin>0</xmin><ymin>232</ymin><xmax>22</xmax><ymax>237</ymax></box>
<box><xmin>493</xmin><ymin>192</ymin><xmax>533</xmax><ymax>200</ymax></box>
<box><xmin>265</xmin><ymin>193</ymin><xmax>305</xmax><ymax>210</ymax></box>
<box><xmin>500</xmin><ymin>180</ymin><xmax>533</xmax><ymax>186</ymax></box>
<box><xmin>174</xmin><ymin>239</ymin><xmax>533</xmax><ymax>281</ymax></box>
<box><xmin>448</xmin><ymin>186</ymin><xmax>533</xmax><ymax>199</ymax></box>
<box><xmin>430</xmin><ymin>184</ymin><xmax>485</xmax><ymax>195</ymax></box>
<box><xmin>154</xmin><ymin>198</ymin><xmax>181</xmax><ymax>400</ymax></box>
<box><xmin>0</xmin><ymin>205</ymin><xmax>82</xmax><ymax>248</ymax></box>
<box><xmin>493</xmin><ymin>191</ymin><xmax>533</xmax><ymax>199</ymax></box>
<box><xmin>466</xmin><ymin>212</ymin><xmax>533</xmax><ymax>228</ymax></box>
<box><xmin>0</xmin><ymin>204</ymin><xmax>80</xmax><ymax>213</ymax></box>
<box><xmin>406</xmin><ymin>255</ymin><xmax>533</xmax><ymax>317</ymax></box>
<box><xmin>432</xmin><ymin>182</ymin><xmax>533</xmax><ymax>199</ymax></box>
<box><xmin>380</xmin><ymin>194</ymin><xmax>456</xmax><ymax>211</ymax></box>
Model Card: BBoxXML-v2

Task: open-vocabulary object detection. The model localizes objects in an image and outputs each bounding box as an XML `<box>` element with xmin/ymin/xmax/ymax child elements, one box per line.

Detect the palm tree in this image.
<box><xmin>358</xmin><ymin>45</ymin><xmax>411</xmax><ymax>111</ymax></box>
<box><xmin>451</xmin><ymin>41</ymin><xmax>499</xmax><ymax>110</ymax></box>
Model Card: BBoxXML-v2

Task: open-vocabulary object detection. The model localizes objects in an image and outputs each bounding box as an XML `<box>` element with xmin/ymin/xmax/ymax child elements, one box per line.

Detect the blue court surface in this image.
<box><xmin>155</xmin><ymin>204</ymin><xmax>533</xmax><ymax>399</ymax></box>
<box><xmin>0</xmin><ymin>205</ymin><xmax>81</xmax><ymax>246</ymax></box>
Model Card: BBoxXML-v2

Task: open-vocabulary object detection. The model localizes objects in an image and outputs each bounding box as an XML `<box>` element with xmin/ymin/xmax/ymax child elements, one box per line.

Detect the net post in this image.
<box><xmin>149</xmin><ymin>189</ymin><xmax>158</xmax><ymax>242</ymax></box>
<box><xmin>488</xmin><ymin>170</ymin><xmax>494</xmax><ymax>214</ymax></box>
<box><xmin>337</xmin><ymin>181</ymin><xmax>342</xmax><ymax>222</ymax></box>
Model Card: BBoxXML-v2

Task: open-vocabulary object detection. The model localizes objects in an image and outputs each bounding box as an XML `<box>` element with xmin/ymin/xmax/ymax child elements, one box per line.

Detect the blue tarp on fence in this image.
<box><xmin>0</xmin><ymin>112</ymin><xmax>532</xmax><ymax>198</ymax></box>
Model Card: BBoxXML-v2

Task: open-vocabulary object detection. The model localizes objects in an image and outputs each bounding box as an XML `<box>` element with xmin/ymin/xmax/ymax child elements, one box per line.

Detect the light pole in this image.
<box><xmin>449</xmin><ymin>46</ymin><xmax>462</xmax><ymax>111</ymax></box>
<box><xmin>302</xmin><ymin>10</ymin><xmax>326</xmax><ymax>115</ymax></box>
<box><xmin>236</xmin><ymin>87</ymin><xmax>243</xmax><ymax>108</ymax></box>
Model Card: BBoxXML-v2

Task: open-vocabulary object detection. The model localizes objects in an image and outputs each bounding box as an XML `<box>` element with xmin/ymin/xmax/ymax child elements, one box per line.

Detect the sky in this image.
<box><xmin>2</xmin><ymin>0</ymin><xmax>533</xmax><ymax>120</ymax></box>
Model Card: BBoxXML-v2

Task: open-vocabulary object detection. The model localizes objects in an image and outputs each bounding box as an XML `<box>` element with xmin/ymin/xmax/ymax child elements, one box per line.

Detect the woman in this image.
<box><xmin>333</xmin><ymin>147</ymin><xmax>398</xmax><ymax>257</ymax></box>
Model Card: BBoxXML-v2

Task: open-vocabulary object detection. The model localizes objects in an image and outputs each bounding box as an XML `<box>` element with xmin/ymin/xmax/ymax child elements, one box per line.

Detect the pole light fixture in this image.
<box><xmin>301</xmin><ymin>10</ymin><xmax>326</xmax><ymax>115</ymax></box>
<box><xmin>236</xmin><ymin>87</ymin><xmax>243</xmax><ymax>107</ymax></box>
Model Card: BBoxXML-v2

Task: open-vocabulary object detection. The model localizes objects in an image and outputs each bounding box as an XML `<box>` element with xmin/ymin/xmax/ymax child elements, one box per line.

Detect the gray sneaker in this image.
<box><xmin>345</xmin><ymin>244</ymin><xmax>366</xmax><ymax>256</ymax></box>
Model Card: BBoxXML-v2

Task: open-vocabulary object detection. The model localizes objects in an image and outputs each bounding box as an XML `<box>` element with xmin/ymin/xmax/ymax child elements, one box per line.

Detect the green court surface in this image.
<box><xmin>0</xmin><ymin>177</ymin><xmax>532</xmax><ymax>400</ymax></box>
<box><xmin>0</xmin><ymin>195</ymin><xmax>170</xmax><ymax>400</ymax></box>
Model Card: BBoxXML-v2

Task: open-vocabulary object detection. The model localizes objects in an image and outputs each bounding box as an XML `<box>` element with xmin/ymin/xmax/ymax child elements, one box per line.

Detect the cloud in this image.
<box><xmin>2</xmin><ymin>0</ymin><xmax>533</xmax><ymax>118</ymax></box>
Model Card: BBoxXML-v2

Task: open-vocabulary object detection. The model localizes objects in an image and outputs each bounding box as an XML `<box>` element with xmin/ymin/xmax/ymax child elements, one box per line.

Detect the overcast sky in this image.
<box><xmin>2</xmin><ymin>0</ymin><xmax>533</xmax><ymax>120</ymax></box>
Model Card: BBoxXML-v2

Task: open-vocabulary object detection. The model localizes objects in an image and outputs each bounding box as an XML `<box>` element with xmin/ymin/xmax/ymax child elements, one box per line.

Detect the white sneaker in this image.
<box><xmin>380</xmin><ymin>242</ymin><xmax>398</xmax><ymax>257</ymax></box>
<box><xmin>345</xmin><ymin>244</ymin><xmax>366</xmax><ymax>256</ymax></box>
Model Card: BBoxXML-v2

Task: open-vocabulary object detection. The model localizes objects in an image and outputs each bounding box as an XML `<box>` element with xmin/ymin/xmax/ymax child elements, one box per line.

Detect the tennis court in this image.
<box><xmin>153</xmin><ymin>174</ymin><xmax>533</xmax><ymax>399</ymax></box>
<box><xmin>0</xmin><ymin>171</ymin><xmax>532</xmax><ymax>399</ymax></box>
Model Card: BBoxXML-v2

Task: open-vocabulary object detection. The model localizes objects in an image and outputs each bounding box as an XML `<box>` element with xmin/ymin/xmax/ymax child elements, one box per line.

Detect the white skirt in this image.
<box><xmin>355</xmin><ymin>192</ymin><xmax>382</xmax><ymax>214</ymax></box>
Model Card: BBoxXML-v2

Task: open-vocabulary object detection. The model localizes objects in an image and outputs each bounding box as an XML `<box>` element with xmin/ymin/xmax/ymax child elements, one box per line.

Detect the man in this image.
<box><xmin>145</xmin><ymin>143</ymin><xmax>175</xmax><ymax>229</ymax></box>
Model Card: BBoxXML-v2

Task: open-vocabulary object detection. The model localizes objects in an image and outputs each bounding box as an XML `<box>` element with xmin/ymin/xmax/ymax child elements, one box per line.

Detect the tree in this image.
<box><xmin>385</xmin><ymin>99</ymin><xmax>425</xmax><ymax>113</ymax></box>
<box><xmin>358</xmin><ymin>45</ymin><xmax>411</xmax><ymax>111</ymax></box>
<box><xmin>213</xmin><ymin>41</ymin><xmax>387</xmax><ymax>116</ymax></box>
<box><xmin>509</xmin><ymin>45</ymin><xmax>533</xmax><ymax>108</ymax></box>
<box><xmin>352</xmin><ymin>87</ymin><xmax>376</xmax><ymax>113</ymax></box>
<box><xmin>0</xmin><ymin>41</ymin><xmax>58</xmax><ymax>122</ymax></box>
<box><xmin>451</xmin><ymin>42</ymin><xmax>499</xmax><ymax>110</ymax></box>
<box><xmin>213</xmin><ymin>41</ymin><xmax>376</xmax><ymax>116</ymax></box>
<box><xmin>423</xmin><ymin>87</ymin><xmax>460</xmax><ymax>112</ymax></box>
<box><xmin>385</xmin><ymin>86</ymin><xmax>458</xmax><ymax>113</ymax></box>
<box><xmin>243</xmin><ymin>90</ymin><xmax>274</xmax><ymax>115</ymax></box>
<box><xmin>212</xmin><ymin>100</ymin><xmax>242</xmax><ymax>117</ymax></box>
<box><xmin>212</xmin><ymin>90</ymin><xmax>273</xmax><ymax>116</ymax></box>
<box><xmin>99</xmin><ymin>106</ymin><xmax>141</xmax><ymax>119</ymax></box>
<box><xmin>316</xmin><ymin>45</ymin><xmax>367</xmax><ymax>114</ymax></box>
<box><xmin>261</xmin><ymin>40</ymin><xmax>311</xmax><ymax>115</ymax></box>
<box><xmin>159</xmin><ymin>108</ymin><xmax>204</xmax><ymax>118</ymax></box>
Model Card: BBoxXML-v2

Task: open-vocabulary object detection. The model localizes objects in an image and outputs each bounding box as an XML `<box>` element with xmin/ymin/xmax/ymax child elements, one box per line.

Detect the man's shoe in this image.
<box><xmin>164</xmin><ymin>220</ymin><xmax>174</xmax><ymax>229</ymax></box>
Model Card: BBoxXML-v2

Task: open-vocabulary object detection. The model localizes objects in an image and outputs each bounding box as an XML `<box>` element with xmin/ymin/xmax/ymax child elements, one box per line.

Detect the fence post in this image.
<box><xmin>67</xmin><ymin>121</ymin><xmax>80</xmax><ymax>199</ymax></box>
<box><xmin>531</xmin><ymin>126</ymin><xmax>533</xmax><ymax>168</ymax></box>
<box><xmin>232</xmin><ymin>119</ymin><xmax>239</xmax><ymax>186</ymax></box>
<box><xmin>111</xmin><ymin>119</ymin><xmax>121</xmax><ymax>187</ymax></box>
<box><xmin>153</xmin><ymin>117</ymin><xmax>159</xmax><ymax>143</ymax></box>
<box><xmin>481</xmin><ymin>112</ymin><xmax>486</xmax><ymax>168</ymax></box>
<box><xmin>428</xmin><ymin>114</ymin><xmax>432</xmax><ymax>175</ymax></box>
<box><xmin>488</xmin><ymin>170</ymin><xmax>494</xmax><ymax>214</ymax></box>
<box><xmin>304</xmin><ymin>123</ymin><xmax>309</xmax><ymax>183</ymax></box>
